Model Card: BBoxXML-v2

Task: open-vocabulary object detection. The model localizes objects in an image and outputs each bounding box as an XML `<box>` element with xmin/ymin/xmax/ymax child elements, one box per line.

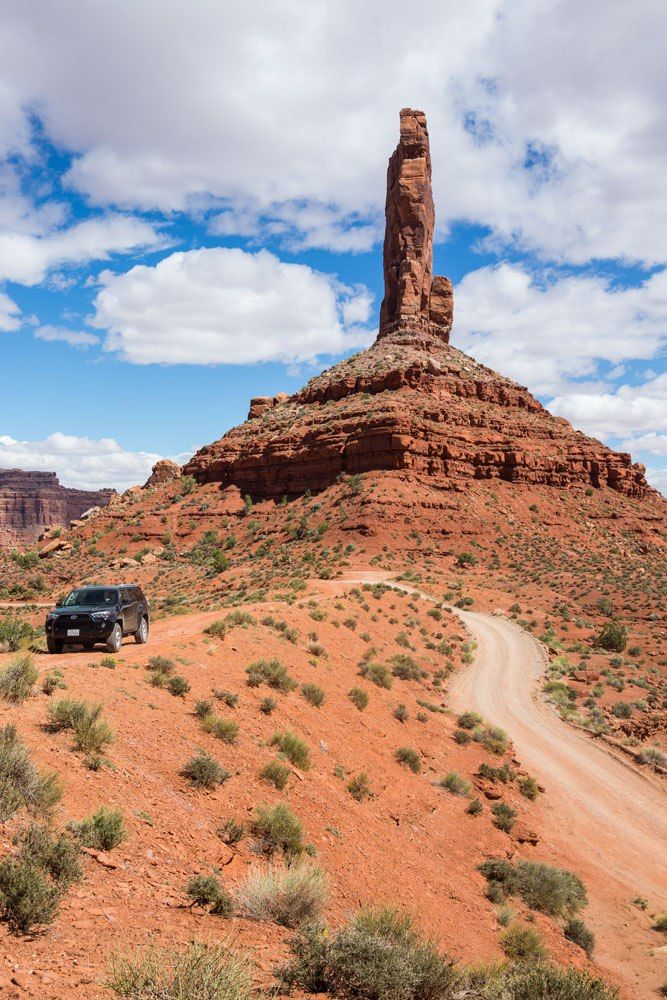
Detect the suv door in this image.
<box><xmin>132</xmin><ymin>587</ymin><xmax>146</xmax><ymax>626</ymax></box>
<box><xmin>119</xmin><ymin>588</ymin><xmax>138</xmax><ymax>634</ymax></box>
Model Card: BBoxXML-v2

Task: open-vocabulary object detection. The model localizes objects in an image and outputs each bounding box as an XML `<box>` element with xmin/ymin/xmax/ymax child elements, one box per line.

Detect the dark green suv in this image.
<box><xmin>45</xmin><ymin>584</ymin><xmax>150</xmax><ymax>654</ymax></box>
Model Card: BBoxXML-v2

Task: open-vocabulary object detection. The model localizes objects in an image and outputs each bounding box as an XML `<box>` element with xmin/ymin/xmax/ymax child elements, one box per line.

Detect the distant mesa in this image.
<box><xmin>0</xmin><ymin>468</ymin><xmax>115</xmax><ymax>547</ymax></box>
<box><xmin>176</xmin><ymin>107</ymin><xmax>648</xmax><ymax>501</ymax></box>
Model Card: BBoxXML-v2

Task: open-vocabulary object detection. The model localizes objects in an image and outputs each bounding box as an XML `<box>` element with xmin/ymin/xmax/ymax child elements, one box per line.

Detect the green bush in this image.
<box><xmin>181</xmin><ymin>752</ymin><xmax>230</xmax><ymax>789</ymax></box>
<box><xmin>596</xmin><ymin>621</ymin><xmax>627</xmax><ymax>652</ymax></box>
<box><xmin>279</xmin><ymin>906</ymin><xmax>455</xmax><ymax>999</ymax></box>
<box><xmin>472</xmin><ymin>724</ymin><xmax>510</xmax><ymax>755</ymax></box>
<box><xmin>261</xmin><ymin>759</ymin><xmax>291</xmax><ymax>790</ymax></box>
<box><xmin>0</xmin><ymin>825</ymin><xmax>81</xmax><ymax>933</ymax></box>
<box><xmin>202</xmin><ymin>713</ymin><xmax>239</xmax><ymax>744</ymax></box>
<box><xmin>564</xmin><ymin>918</ymin><xmax>595</xmax><ymax>956</ymax></box>
<box><xmin>390</xmin><ymin>655</ymin><xmax>421</xmax><ymax>681</ymax></box>
<box><xmin>46</xmin><ymin>699</ymin><xmax>113</xmax><ymax>754</ymax></box>
<box><xmin>457</xmin><ymin>711</ymin><xmax>483</xmax><ymax>730</ymax></box>
<box><xmin>69</xmin><ymin>806</ymin><xmax>126</xmax><ymax>851</ymax></box>
<box><xmin>167</xmin><ymin>675</ymin><xmax>190</xmax><ymax>697</ymax></box>
<box><xmin>15</xmin><ymin>824</ymin><xmax>82</xmax><ymax>887</ymax></box>
<box><xmin>459</xmin><ymin>964</ymin><xmax>619</xmax><ymax>999</ymax></box>
<box><xmin>205</xmin><ymin>611</ymin><xmax>256</xmax><ymax>637</ymax></box>
<box><xmin>0</xmin><ymin>724</ymin><xmax>61</xmax><ymax>823</ymax></box>
<box><xmin>347</xmin><ymin>773</ymin><xmax>372</xmax><ymax>802</ymax></box>
<box><xmin>271</xmin><ymin>730</ymin><xmax>310</xmax><ymax>770</ymax></box>
<box><xmin>259</xmin><ymin>696</ymin><xmax>277</xmax><ymax>715</ymax></box>
<box><xmin>348</xmin><ymin>687</ymin><xmax>369</xmax><ymax>710</ymax></box>
<box><xmin>217</xmin><ymin>818</ymin><xmax>245</xmax><ymax>846</ymax></box>
<box><xmin>478</xmin><ymin>859</ymin><xmax>587</xmax><ymax>916</ymax></box>
<box><xmin>0</xmin><ymin>615</ymin><xmax>34</xmax><ymax>652</ymax></box>
<box><xmin>251</xmin><ymin>803</ymin><xmax>304</xmax><ymax>858</ymax></box>
<box><xmin>239</xmin><ymin>864</ymin><xmax>325</xmax><ymax>928</ymax></box>
<box><xmin>466</xmin><ymin>797</ymin><xmax>483</xmax><ymax>816</ymax></box>
<box><xmin>301</xmin><ymin>683</ymin><xmax>325</xmax><ymax>707</ymax></box>
<box><xmin>393</xmin><ymin>704</ymin><xmax>409</xmax><ymax>723</ymax></box>
<box><xmin>519</xmin><ymin>776</ymin><xmax>540</xmax><ymax>800</ymax></box>
<box><xmin>500</xmin><ymin>924</ymin><xmax>546</xmax><ymax>962</ymax></box>
<box><xmin>395</xmin><ymin>747</ymin><xmax>421</xmax><ymax>774</ymax></box>
<box><xmin>0</xmin><ymin>653</ymin><xmax>38</xmax><ymax>703</ymax></box>
<box><xmin>439</xmin><ymin>771</ymin><xmax>471</xmax><ymax>797</ymax></box>
<box><xmin>491</xmin><ymin>802</ymin><xmax>517</xmax><ymax>833</ymax></box>
<box><xmin>359</xmin><ymin>662</ymin><xmax>393</xmax><ymax>689</ymax></box>
<box><xmin>246</xmin><ymin>658</ymin><xmax>297</xmax><ymax>692</ymax></box>
<box><xmin>106</xmin><ymin>941</ymin><xmax>255</xmax><ymax>999</ymax></box>
<box><xmin>186</xmin><ymin>874</ymin><xmax>234</xmax><ymax>916</ymax></box>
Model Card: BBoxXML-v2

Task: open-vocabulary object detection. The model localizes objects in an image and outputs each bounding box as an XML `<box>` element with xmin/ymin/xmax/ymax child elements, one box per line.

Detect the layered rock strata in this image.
<box><xmin>0</xmin><ymin>469</ymin><xmax>115</xmax><ymax>547</ymax></box>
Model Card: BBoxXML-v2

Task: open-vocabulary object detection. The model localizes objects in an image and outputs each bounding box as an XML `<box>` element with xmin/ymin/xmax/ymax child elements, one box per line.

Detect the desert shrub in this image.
<box><xmin>519</xmin><ymin>776</ymin><xmax>540</xmax><ymax>800</ymax></box>
<box><xmin>390</xmin><ymin>655</ymin><xmax>421</xmax><ymax>681</ymax></box>
<box><xmin>456</xmin><ymin>963</ymin><xmax>619</xmax><ymax>999</ymax></box>
<box><xmin>0</xmin><ymin>615</ymin><xmax>35</xmax><ymax>652</ymax></box>
<box><xmin>69</xmin><ymin>806</ymin><xmax>126</xmax><ymax>851</ymax></box>
<box><xmin>301</xmin><ymin>683</ymin><xmax>325</xmax><ymax>708</ymax></box>
<box><xmin>205</xmin><ymin>612</ymin><xmax>256</xmax><ymax>637</ymax></box>
<box><xmin>472</xmin><ymin>724</ymin><xmax>510</xmax><ymax>756</ymax></box>
<box><xmin>186</xmin><ymin>874</ymin><xmax>234</xmax><ymax>916</ymax></box>
<box><xmin>246</xmin><ymin>659</ymin><xmax>296</xmax><ymax>692</ymax></box>
<box><xmin>167</xmin><ymin>675</ymin><xmax>190</xmax><ymax>697</ymax></box>
<box><xmin>564</xmin><ymin>918</ymin><xmax>595</xmax><ymax>956</ymax></box>
<box><xmin>457</xmin><ymin>711</ymin><xmax>483</xmax><ymax>730</ymax></box>
<box><xmin>106</xmin><ymin>941</ymin><xmax>255</xmax><ymax>999</ymax></box>
<box><xmin>393</xmin><ymin>703</ymin><xmax>409</xmax><ymax>723</ymax></box>
<box><xmin>653</xmin><ymin>913</ymin><xmax>667</xmax><ymax>932</ymax></box>
<box><xmin>100</xmin><ymin>655</ymin><xmax>117</xmax><ymax>669</ymax></box>
<box><xmin>181</xmin><ymin>752</ymin><xmax>230</xmax><ymax>789</ymax></box>
<box><xmin>358</xmin><ymin>662</ymin><xmax>393</xmax><ymax>689</ymax></box>
<box><xmin>146</xmin><ymin>656</ymin><xmax>175</xmax><ymax>687</ymax></box>
<box><xmin>347</xmin><ymin>773</ymin><xmax>372</xmax><ymax>802</ymax></box>
<box><xmin>217</xmin><ymin>818</ymin><xmax>245</xmax><ymax>846</ymax></box>
<box><xmin>239</xmin><ymin>864</ymin><xmax>325</xmax><ymax>928</ymax></box>
<box><xmin>251</xmin><ymin>803</ymin><xmax>304</xmax><ymax>858</ymax></box>
<box><xmin>202</xmin><ymin>714</ymin><xmax>239</xmax><ymax>744</ymax></box>
<box><xmin>0</xmin><ymin>825</ymin><xmax>81</xmax><ymax>933</ymax></box>
<box><xmin>500</xmin><ymin>924</ymin><xmax>546</xmax><ymax>961</ymax></box>
<box><xmin>261</xmin><ymin>759</ymin><xmax>291</xmax><ymax>790</ymax></box>
<box><xmin>46</xmin><ymin>699</ymin><xmax>113</xmax><ymax>754</ymax></box>
<box><xmin>271</xmin><ymin>730</ymin><xmax>310</xmax><ymax>770</ymax></box>
<box><xmin>348</xmin><ymin>687</ymin><xmax>369</xmax><ymax>710</ymax></box>
<box><xmin>0</xmin><ymin>653</ymin><xmax>38</xmax><ymax>703</ymax></box>
<box><xmin>439</xmin><ymin>771</ymin><xmax>471</xmax><ymax>797</ymax></box>
<box><xmin>42</xmin><ymin>670</ymin><xmax>66</xmax><ymax>696</ymax></box>
<box><xmin>259</xmin><ymin>696</ymin><xmax>277</xmax><ymax>715</ymax></box>
<box><xmin>214</xmin><ymin>689</ymin><xmax>240</xmax><ymax>708</ymax></box>
<box><xmin>279</xmin><ymin>905</ymin><xmax>455</xmax><ymax>999</ymax></box>
<box><xmin>194</xmin><ymin>699</ymin><xmax>213</xmax><ymax>719</ymax></box>
<box><xmin>0</xmin><ymin>724</ymin><xmax>61</xmax><ymax>823</ymax></box>
<box><xmin>596</xmin><ymin>621</ymin><xmax>627</xmax><ymax>652</ymax></box>
<box><xmin>491</xmin><ymin>802</ymin><xmax>517</xmax><ymax>833</ymax></box>
<box><xmin>478</xmin><ymin>859</ymin><xmax>587</xmax><ymax>917</ymax></box>
<box><xmin>395</xmin><ymin>747</ymin><xmax>421</xmax><ymax>774</ymax></box>
<box><xmin>453</xmin><ymin>729</ymin><xmax>471</xmax><ymax>745</ymax></box>
<box><xmin>466</xmin><ymin>797</ymin><xmax>483</xmax><ymax>816</ymax></box>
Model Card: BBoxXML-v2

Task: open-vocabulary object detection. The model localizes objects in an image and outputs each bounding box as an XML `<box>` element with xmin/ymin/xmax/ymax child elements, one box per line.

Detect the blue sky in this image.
<box><xmin>0</xmin><ymin>0</ymin><xmax>665</xmax><ymax>494</ymax></box>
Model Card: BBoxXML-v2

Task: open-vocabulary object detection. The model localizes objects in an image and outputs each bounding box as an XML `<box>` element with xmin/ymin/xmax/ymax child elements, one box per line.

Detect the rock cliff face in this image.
<box><xmin>0</xmin><ymin>468</ymin><xmax>115</xmax><ymax>547</ymax></box>
<box><xmin>184</xmin><ymin>109</ymin><xmax>650</xmax><ymax>501</ymax></box>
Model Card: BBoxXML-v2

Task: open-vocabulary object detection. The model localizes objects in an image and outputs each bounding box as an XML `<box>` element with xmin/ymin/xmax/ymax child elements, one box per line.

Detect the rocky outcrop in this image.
<box><xmin>378</xmin><ymin>108</ymin><xmax>453</xmax><ymax>341</ymax></box>
<box><xmin>183</xmin><ymin>109</ymin><xmax>650</xmax><ymax>502</ymax></box>
<box><xmin>144</xmin><ymin>459</ymin><xmax>182</xmax><ymax>488</ymax></box>
<box><xmin>0</xmin><ymin>469</ymin><xmax>115</xmax><ymax>547</ymax></box>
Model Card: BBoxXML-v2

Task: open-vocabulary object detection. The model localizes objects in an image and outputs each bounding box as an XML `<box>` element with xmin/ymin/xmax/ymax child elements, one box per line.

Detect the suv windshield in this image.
<box><xmin>63</xmin><ymin>588</ymin><xmax>118</xmax><ymax>607</ymax></box>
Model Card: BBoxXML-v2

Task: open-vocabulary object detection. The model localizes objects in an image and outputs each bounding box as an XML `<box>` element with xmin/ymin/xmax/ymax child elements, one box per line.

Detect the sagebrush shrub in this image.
<box><xmin>500</xmin><ymin>923</ymin><xmax>546</xmax><ymax>961</ymax></box>
<box><xmin>202</xmin><ymin>713</ymin><xmax>239</xmax><ymax>744</ymax></box>
<box><xmin>186</xmin><ymin>874</ymin><xmax>234</xmax><ymax>916</ymax></box>
<box><xmin>0</xmin><ymin>724</ymin><xmax>61</xmax><ymax>823</ymax></box>
<box><xmin>106</xmin><ymin>941</ymin><xmax>255</xmax><ymax>999</ymax></box>
<box><xmin>440</xmin><ymin>771</ymin><xmax>471</xmax><ymax>797</ymax></box>
<box><xmin>347</xmin><ymin>773</ymin><xmax>372</xmax><ymax>802</ymax></box>
<box><xmin>239</xmin><ymin>864</ymin><xmax>325</xmax><ymax>928</ymax></box>
<box><xmin>251</xmin><ymin>803</ymin><xmax>304</xmax><ymax>858</ymax></box>
<box><xmin>301</xmin><ymin>683</ymin><xmax>325</xmax><ymax>707</ymax></box>
<box><xmin>181</xmin><ymin>752</ymin><xmax>230</xmax><ymax>789</ymax></box>
<box><xmin>271</xmin><ymin>730</ymin><xmax>310</xmax><ymax>770</ymax></box>
<box><xmin>261</xmin><ymin>759</ymin><xmax>291</xmax><ymax>790</ymax></box>
<box><xmin>69</xmin><ymin>806</ymin><xmax>126</xmax><ymax>851</ymax></box>
<box><xmin>395</xmin><ymin>747</ymin><xmax>421</xmax><ymax>773</ymax></box>
<box><xmin>246</xmin><ymin>659</ymin><xmax>296</xmax><ymax>692</ymax></box>
<box><xmin>564</xmin><ymin>917</ymin><xmax>595</xmax><ymax>956</ymax></box>
<box><xmin>359</xmin><ymin>662</ymin><xmax>393</xmax><ymax>689</ymax></box>
<box><xmin>348</xmin><ymin>687</ymin><xmax>369</xmax><ymax>710</ymax></box>
<box><xmin>0</xmin><ymin>653</ymin><xmax>38</xmax><ymax>703</ymax></box>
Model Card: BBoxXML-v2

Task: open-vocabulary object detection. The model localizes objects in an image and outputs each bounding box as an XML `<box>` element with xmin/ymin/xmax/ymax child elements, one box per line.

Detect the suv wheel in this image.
<box><xmin>135</xmin><ymin>616</ymin><xmax>149</xmax><ymax>645</ymax></box>
<box><xmin>47</xmin><ymin>637</ymin><xmax>63</xmax><ymax>654</ymax></box>
<box><xmin>106</xmin><ymin>623</ymin><xmax>122</xmax><ymax>653</ymax></box>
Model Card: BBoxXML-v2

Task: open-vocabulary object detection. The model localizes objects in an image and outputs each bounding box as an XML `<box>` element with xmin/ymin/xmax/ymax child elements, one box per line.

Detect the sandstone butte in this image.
<box><xmin>0</xmin><ymin>468</ymin><xmax>115</xmax><ymax>547</ymax></box>
<box><xmin>184</xmin><ymin>108</ymin><xmax>649</xmax><ymax>503</ymax></box>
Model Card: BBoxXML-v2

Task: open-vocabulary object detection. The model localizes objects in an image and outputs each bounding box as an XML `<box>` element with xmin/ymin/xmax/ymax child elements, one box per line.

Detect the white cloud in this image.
<box><xmin>620</xmin><ymin>433</ymin><xmax>667</xmax><ymax>457</ymax></box>
<box><xmin>549</xmin><ymin>373</ymin><xmax>667</xmax><ymax>440</ymax></box>
<box><xmin>645</xmin><ymin>466</ymin><xmax>667</xmax><ymax>496</ymax></box>
<box><xmin>91</xmin><ymin>247</ymin><xmax>374</xmax><ymax>365</ymax></box>
<box><xmin>34</xmin><ymin>324</ymin><xmax>98</xmax><ymax>348</ymax></box>
<box><xmin>454</xmin><ymin>265</ymin><xmax>667</xmax><ymax>395</ymax></box>
<box><xmin>0</xmin><ymin>215</ymin><xmax>164</xmax><ymax>286</ymax></box>
<box><xmin>0</xmin><ymin>289</ymin><xmax>19</xmax><ymax>330</ymax></box>
<box><xmin>0</xmin><ymin>432</ymin><xmax>190</xmax><ymax>491</ymax></box>
<box><xmin>0</xmin><ymin>0</ymin><xmax>664</xmax><ymax>263</ymax></box>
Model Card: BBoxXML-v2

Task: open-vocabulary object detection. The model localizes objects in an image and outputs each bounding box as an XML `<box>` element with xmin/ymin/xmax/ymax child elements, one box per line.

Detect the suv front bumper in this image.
<box><xmin>45</xmin><ymin>615</ymin><xmax>116</xmax><ymax>641</ymax></box>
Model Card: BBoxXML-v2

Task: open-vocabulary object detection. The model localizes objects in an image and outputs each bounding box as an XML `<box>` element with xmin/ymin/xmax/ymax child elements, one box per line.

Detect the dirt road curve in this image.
<box><xmin>449</xmin><ymin>608</ymin><xmax>667</xmax><ymax>999</ymax></box>
<box><xmin>330</xmin><ymin>574</ymin><xmax>666</xmax><ymax>996</ymax></box>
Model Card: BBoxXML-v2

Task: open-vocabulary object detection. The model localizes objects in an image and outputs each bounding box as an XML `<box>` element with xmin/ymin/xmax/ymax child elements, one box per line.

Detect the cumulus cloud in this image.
<box><xmin>0</xmin><ymin>0</ymin><xmax>664</xmax><ymax>263</ymax></box>
<box><xmin>0</xmin><ymin>432</ymin><xmax>190</xmax><ymax>491</ymax></box>
<box><xmin>0</xmin><ymin>215</ymin><xmax>164</xmax><ymax>286</ymax></box>
<box><xmin>549</xmin><ymin>373</ymin><xmax>667</xmax><ymax>441</ymax></box>
<box><xmin>454</xmin><ymin>265</ymin><xmax>667</xmax><ymax>395</ymax></box>
<box><xmin>645</xmin><ymin>466</ymin><xmax>667</xmax><ymax>496</ymax></box>
<box><xmin>0</xmin><ymin>289</ymin><xmax>19</xmax><ymax>330</ymax></box>
<box><xmin>91</xmin><ymin>247</ymin><xmax>374</xmax><ymax>365</ymax></box>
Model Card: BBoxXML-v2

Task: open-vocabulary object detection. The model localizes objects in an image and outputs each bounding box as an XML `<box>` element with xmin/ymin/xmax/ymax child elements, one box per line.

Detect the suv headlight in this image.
<box><xmin>45</xmin><ymin>612</ymin><xmax>56</xmax><ymax>621</ymax></box>
<box><xmin>91</xmin><ymin>610</ymin><xmax>113</xmax><ymax>620</ymax></box>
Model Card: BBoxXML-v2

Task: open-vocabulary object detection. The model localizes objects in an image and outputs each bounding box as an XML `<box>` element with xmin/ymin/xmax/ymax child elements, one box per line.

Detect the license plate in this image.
<box><xmin>67</xmin><ymin>629</ymin><xmax>80</xmax><ymax>637</ymax></box>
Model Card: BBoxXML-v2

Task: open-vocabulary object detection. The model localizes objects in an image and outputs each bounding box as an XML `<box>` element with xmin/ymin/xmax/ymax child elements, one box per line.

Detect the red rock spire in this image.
<box><xmin>378</xmin><ymin>108</ymin><xmax>453</xmax><ymax>341</ymax></box>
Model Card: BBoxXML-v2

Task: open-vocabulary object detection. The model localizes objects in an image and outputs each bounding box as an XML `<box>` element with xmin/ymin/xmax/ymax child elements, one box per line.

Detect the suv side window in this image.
<box><xmin>119</xmin><ymin>589</ymin><xmax>130</xmax><ymax>605</ymax></box>
<box><xmin>132</xmin><ymin>588</ymin><xmax>143</xmax><ymax>603</ymax></box>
